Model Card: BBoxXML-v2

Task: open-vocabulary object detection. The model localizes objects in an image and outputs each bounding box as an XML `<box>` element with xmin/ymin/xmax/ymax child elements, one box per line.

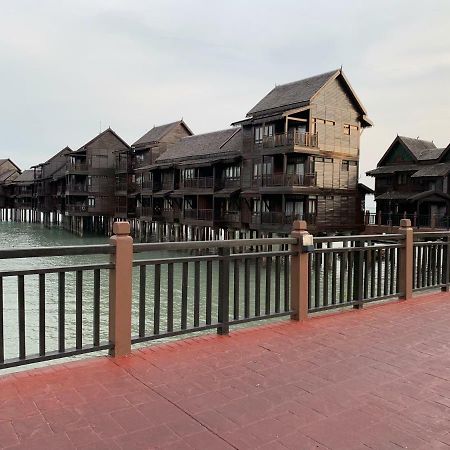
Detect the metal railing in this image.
<box><xmin>131</xmin><ymin>238</ymin><xmax>294</xmax><ymax>343</ymax></box>
<box><xmin>0</xmin><ymin>245</ymin><xmax>113</xmax><ymax>369</ymax></box>
<box><xmin>366</xmin><ymin>212</ymin><xmax>450</xmax><ymax>229</ymax></box>
<box><xmin>261</xmin><ymin>173</ymin><xmax>317</xmax><ymax>187</ymax></box>
<box><xmin>309</xmin><ymin>235</ymin><xmax>403</xmax><ymax>312</ymax></box>
<box><xmin>180</xmin><ymin>177</ymin><xmax>214</xmax><ymax>190</ymax></box>
<box><xmin>184</xmin><ymin>209</ymin><xmax>214</xmax><ymax>221</ymax></box>
<box><xmin>262</xmin><ymin>131</ymin><xmax>318</xmax><ymax>149</ymax></box>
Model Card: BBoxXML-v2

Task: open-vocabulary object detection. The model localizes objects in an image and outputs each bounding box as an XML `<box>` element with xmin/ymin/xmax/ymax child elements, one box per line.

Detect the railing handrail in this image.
<box><xmin>0</xmin><ymin>244</ymin><xmax>113</xmax><ymax>259</ymax></box>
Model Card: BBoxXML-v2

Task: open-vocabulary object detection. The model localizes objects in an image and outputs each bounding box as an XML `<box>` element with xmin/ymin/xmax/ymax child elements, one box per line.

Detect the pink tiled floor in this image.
<box><xmin>2</xmin><ymin>292</ymin><xmax>450</xmax><ymax>449</ymax></box>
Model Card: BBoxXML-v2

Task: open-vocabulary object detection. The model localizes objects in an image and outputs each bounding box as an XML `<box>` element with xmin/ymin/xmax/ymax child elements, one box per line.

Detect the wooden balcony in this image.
<box><xmin>66</xmin><ymin>183</ymin><xmax>88</xmax><ymax>194</ymax></box>
<box><xmin>65</xmin><ymin>204</ymin><xmax>113</xmax><ymax>215</ymax></box>
<box><xmin>216</xmin><ymin>211</ymin><xmax>241</xmax><ymax>224</ymax></box>
<box><xmin>261</xmin><ymin>131</ymin><xmax>318</xmax><ymax>151</ymax></box>
<box><xmin>161</xmin><ymin>209</ymin><xmax>181</xmax><ymax>222</ymax></box>
<box><xmin>116</xmin><ymin>160</ymin><xmax>130</xmax><ymax>173</ymax></box>
<box><xmin>184</xmin><ymin>209</ymin><xmax>213</xmax><ymax>222</ymax></box>
<box><xmin>66</xmin><ymin>162</ymin><xmax>88</xmax><ymax>173</ymax></box>
<box><xmin>261</xmin><ymin>173</ymin><xmax>316</xmax><ymax>188</ymax></box>
<box><xmin>180</xmin><ymin>177</ymin><xmax>214</xmax><ymax>190</ymax></box>
<box><xmin>251</xmin><ymin>212</ymin><xmax>317</xmax><ymax>227</ymax></box>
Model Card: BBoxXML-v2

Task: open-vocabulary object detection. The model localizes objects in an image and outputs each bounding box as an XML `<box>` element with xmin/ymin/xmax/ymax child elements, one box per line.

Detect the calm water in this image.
<box><xmin>0</xmin><ymin>222</ymin><xmax>287</xmax><ymax>364</ymax></box>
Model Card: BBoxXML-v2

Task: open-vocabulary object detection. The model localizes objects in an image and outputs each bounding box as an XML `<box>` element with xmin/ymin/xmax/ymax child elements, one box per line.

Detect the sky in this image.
<box><xmin>0</xmin><ymin>0</ymin><xmax>449</xmax><ymax>196</ymax></box>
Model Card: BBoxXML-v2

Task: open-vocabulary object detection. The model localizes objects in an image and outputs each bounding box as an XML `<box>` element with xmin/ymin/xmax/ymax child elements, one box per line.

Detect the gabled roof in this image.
<box><xmin>397</xmin><ymin>136</ymin><xmax>439</xmax><ymax>160</ymax></box>
<box><xmin>247</xmin><ymin>70</ymin><xmax>338</xmax><ymax>116</ymax></box>
<box><xmin>156</xmin><ymin>128</ymin><xmax>241</xmax><ymax>163</ymax></box>
<box><xmin>75</xmin><ymin>128</ymin><xmax>129</xmax><ymax>153</ymax></box>
<box><xmin>411</xmin><ymin>162</ymin><xmax>450</xmax><ymax>178</ymax></box>
<box><xmin>0</xmin><ymin>158</ymin><xmax>21</xmax><ymax>172</ymax></box>
<box><xmin>0</xmin><ymin>169</ymin><xmax>19</xmax><ymax>183</ymax></box>
<box><xmin>40</xmin><ymin>146</ymin><xmax>72</xmax><ymax>166</ymax></box>
<box><xmin>366</xmin><ymin>164</ymin><xmax>419</xmax><ymax>176</ymax></box>
<box><xmin>13</xmin><ymin>169</ymin><xmax>35</xmax><ymax>184</ymax></box>
<box><xmin>245</xmin><ymin>69</ymin><xmax>372</xmax><ymax>126</ymax></box>
<box><xmin>132</xmin><ymin>120</ymin><xmax>193</xmax><ymax>147</ymax></box>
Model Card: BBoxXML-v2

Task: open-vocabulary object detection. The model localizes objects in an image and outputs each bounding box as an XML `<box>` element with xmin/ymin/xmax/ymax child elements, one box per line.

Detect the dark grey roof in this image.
<box><xmin>133</xmin><ymin>121</ymin><xmax>191</xmax><ymax>147</ymax></box>
<box><xmin>398</xmin><ymin>136</ymin><xmax>438</xmax><ymax>160</ymax></box>
<box><xmin>408</xmin><ymin>190</ymin><xmax>450</xmax><ymax>202</ymax></box>
<box><xmin>411</xmin><ymin>163</ymin><xmax>450</xmax><ymax>178</ymax></box>
<box><xmin>157</xmin><ymin>129</ymin><xmax>241</xmax><ymax>163</ymax></box>
<box><xmin>0</xmin><ymin>169</ymin><xmax>17</xmax><ymax>183</ymax></box>
<box><xmin>247</xmin><ymin>70</ymin><xmax>338</xmax><ymax>116</ymax></box>
<box><xmin>375</xmin><ymin>191</ymin><xmax>415</xmax><ymax>201</ymax></box>
<box><xmin>13</xmin><ymin>170</ymin><xmax>35</xmax><ymax>184</ymax></box>
<box><xmin>366</xmin><ymin>164</ymin><xmax>419</xmax><ymax>176</ymax></box>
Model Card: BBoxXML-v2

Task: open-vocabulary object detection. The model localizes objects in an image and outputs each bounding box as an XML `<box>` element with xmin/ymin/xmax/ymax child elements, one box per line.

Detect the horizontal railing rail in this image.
<box><xmin>261</xmin><ymin>173</ymin><xmax>317</xmax><ymax>187</ymax></box>
<box><xmin>262</xmin><ymin>131</ymin><xmax>318</xmax><ymax>149</ymax></box>
<box><xmin>180</xmin><ymin>177</ymin><xmax>214</xmax><ymax>190</ymax></box>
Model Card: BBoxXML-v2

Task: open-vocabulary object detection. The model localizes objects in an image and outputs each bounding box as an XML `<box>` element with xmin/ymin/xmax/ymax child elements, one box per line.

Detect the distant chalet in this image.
<box><xmin>2</xmin><ymin>68</ymin><xmax>373</xmax><ymax>235</ymax></box>
<box><xmin>368</xmin><ymin>136</ymin><xmax>450</xmax><ymax>223</ymax></box>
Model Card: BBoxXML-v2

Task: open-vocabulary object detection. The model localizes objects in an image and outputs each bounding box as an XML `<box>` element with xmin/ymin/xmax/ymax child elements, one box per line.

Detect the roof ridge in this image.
<box><xmin>272</xmin><ymin>69</ymin><xmax>339</xmax><ymax>89</ymax></box>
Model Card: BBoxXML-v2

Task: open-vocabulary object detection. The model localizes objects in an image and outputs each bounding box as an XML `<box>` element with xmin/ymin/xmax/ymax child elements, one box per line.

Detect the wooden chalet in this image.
<box><xmin>234</xmin><ymin>68</ymin><xmax>372</xmax><ymax>233</ymax></box>
<box><xmin>11</xmin><ymin>169</ymin><xmax>35</xmax><ymax>211</ymax></box>
<box><xmin>33</xmin><ymin>147</ymin><xmax>72</xmax><ymax>217</ymax></box>
<box><xmin>65</xmin><ymin>128</ymin><xmax>129</xmax><ymax>235</ymax></box>
<box><xmin>133</xmin><ymin>121</ymin><xmax>193</xmax><ymax>222</ymax></box>
<box><xmin>0</xmin><ymin>159</ymin><xmax>20</xmax><ymax>209</ymax></box>
<box><xmin>367</xmin><ymin>136</ymin><xmax>450</xmax><ymax>227</ymax></box>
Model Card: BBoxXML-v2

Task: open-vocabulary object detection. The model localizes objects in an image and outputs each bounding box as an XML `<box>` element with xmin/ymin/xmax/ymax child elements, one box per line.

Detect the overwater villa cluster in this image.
<box><xmin>0</xmin><ymin>69</ymin><xmax>377</xmax><ymax>237</ymax></box>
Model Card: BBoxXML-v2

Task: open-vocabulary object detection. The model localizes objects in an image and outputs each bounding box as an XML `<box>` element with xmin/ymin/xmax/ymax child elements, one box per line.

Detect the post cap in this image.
<box><xmin>292</xmin><ymin>220</ymin><xmax>308</xmax><ymax>232</ymax></box>
<box><xmin>113</xmin><ymin>221</ymin><xmax>131</xmax><ymax>235</ymax></box>
<box><xmin>399</xmin><ymin>219</ymin><xmax>411</xmax><ymax>228</ymax></box>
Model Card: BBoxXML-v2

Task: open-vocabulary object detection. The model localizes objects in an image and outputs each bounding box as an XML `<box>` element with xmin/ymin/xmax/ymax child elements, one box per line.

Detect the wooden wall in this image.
<box><xmin>314</xmin><ymin>157</ymin><xmax>358</xmax><ymax>189</ymax></box>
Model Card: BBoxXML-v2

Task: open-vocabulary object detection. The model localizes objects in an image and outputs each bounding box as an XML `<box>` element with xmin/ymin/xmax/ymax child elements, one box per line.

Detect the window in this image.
<box><xmin>287</xmin><ymin>162</ymin><xmax>305</xmax><ymax>176</ymax></box>
<box><xmin>252</xmin><ymin>199</ymin><xmax>261</xmax><ymax>213</ymax></box>
<box><xmin>253</xmin><ymin>161</ymin><xmax>272</xmax><ymax>178</ymax></box>
<box><xmin>325</xmin><ymin>158</ymin><xmax>333</xmax><ymax>163</ymax></box>
<box><xmin>285</xmin><ymin>201</ymin><xmax>304</xmax><ymax>217</ymax></box>
<box><xmin>342</xmin><ymin>161</ymin><xmax>349</xmax><ymax>171</ymax></box>
<box><xmin>182</xmin><ymin>168</ymin><xmax>195</xmax><ymax>180</ymax></box>
<box><xmin>87</xmin><ymin>176</ymin><xmax>92</xmax><ymax>186</ymax></box>
<box><xmin>308</xmin><ymin>198</ymin><xmax>317</xmax><ymax>214</ymax></box>
<box><xmin>254</xmin><ymin>124</ymin><xmax>274</xmax><ymax>144</ymax></box>
<box><xmin>224</xmin><ymin>165</ymin><xmax>241</xmax><ymax>179</ymax></box>
<box><xmin>344</xmin><ymin>124</ymin><xmax>359</xmax><ymax>135</ymax></box>
<box><xmin>88</xmin><ymin>197</ymin><xmax>95</xmax><ymax>207</ymax></box>
<box><xmin>397</xmin><ymin>173</ymin><xmax>408</xmax><ymax>185</ymax></box>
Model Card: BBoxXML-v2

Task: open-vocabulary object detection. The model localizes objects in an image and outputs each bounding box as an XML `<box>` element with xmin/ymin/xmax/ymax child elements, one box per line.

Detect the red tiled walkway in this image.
<box><xmin>2</xmin><ymin>292</ymin><xmax>450</xmax><ymax>449</ymax></box>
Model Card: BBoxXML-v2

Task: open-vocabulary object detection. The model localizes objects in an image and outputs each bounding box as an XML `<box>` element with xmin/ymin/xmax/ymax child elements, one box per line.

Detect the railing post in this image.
<box><xmin>377</xmin><ymin>211</ymin><xmax>382</xmax><ymax>225</ymax></box>
<box><xmin>217</xmin><ymin>247</ymin><xmax>230</xmax><ymax>335</ymax></box>
<box><xmin>399</xmin><ymin>219</ymin><xmax>413</xmax><ymax>300</ymax></box>
<box><xmin>442</xmin><ymin>235</ymin><xmax>450</xmax><ymax>292</ymax></box>
<box><xmin>290</xmin><ymin>220</ymin><xmax>310</xmax><ymax>321</ymax></box>
<box><xmin>430</xmin><ymin>214</ymin><xmax>436</xmax><ymax>229</ymax></box>
<box><xmin>109</xmin><ymin>221</ymin><xmax>133</xmax><ymax>357</ymax></box>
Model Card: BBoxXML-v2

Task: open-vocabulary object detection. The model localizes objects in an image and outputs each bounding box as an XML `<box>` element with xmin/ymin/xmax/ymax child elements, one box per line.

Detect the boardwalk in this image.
<box><xmin>1</xmin><ymin>292</ymin><xmax>450</xmax><ymax>449</ymax></box>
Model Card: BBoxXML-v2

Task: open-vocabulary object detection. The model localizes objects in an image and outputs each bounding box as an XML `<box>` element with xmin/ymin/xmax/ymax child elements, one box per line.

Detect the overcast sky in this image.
<box><xmin>1</xmin><ymin>0</ymin><xmax>449</xmax><ymax>192</ymax></box>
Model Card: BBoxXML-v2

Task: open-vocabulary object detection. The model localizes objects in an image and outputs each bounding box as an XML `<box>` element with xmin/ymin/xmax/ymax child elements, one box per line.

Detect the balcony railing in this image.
<box><xmin>252</xmin><ymin>212</ymin><xmax>317</xmax><ymax>226</ymax></box>
<box><xmin>261</xmin><ymin>173</ymin><xmax>317</xmax><ymax>187</ymax></box>
<box><xmin>67</xmin><ymin>162</ymin><xmax>88</xmax><ymax>172</ymax></box>
<box><xmin>217</xmin><ymin>178</ymin><xmax>241</xmax><ymax>189</ymax></box>
<box><xmin>184</xmin><ymin>209</ymin><xmax>213</xmax><ymax>221</ymax></box>
<box><xmin>217</xmin><ymin>211</ymin><xmax>241</xmax><ymax>223</ymax></box>
<box><xmin>262</xmin><ymin>131</ymin><xmax>318</xmax><ymax>149</ymax></box>
<box><xmin>116</xmin><ymin>160</ymin><xmax>129</xmax><ymax>172</ymax></box>
<box><xmin>115</xmin><ymin>182</ymin><xmax>128</xmax><ymax>192</ymax></box>
<box><xmin>66</xmin><ymin>184</ymin><xmax>88</xmax><ymax>193</ymax></box>
<box><xmin>180</xmin><ymin>177</ymin><xmax>214</xmax><ymax>190</ymax></box>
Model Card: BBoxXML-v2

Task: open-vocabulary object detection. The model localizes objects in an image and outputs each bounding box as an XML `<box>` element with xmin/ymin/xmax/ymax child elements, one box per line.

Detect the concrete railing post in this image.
<box><xmin>109</xmin><ymin>221</ymin><xmax>133</xmax><ymax>357</ymax></box>
<box><xmin>290</xmin><ymin>220</ymin><xmax>310</xmax><ymax>321</ymax></box>
<box><xmin>399</xmin><ymin>219</ymin><xmax>413</xmax><ymax>300</ymax></box>
<box><xmin>377</xmin><ymin>211</ymin><xmax>382</xmax><ymax>225</ymax></box>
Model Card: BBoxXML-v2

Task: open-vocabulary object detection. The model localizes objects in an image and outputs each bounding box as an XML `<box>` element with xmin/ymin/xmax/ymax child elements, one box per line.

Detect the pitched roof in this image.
<box><xmin>0</xmin><ymin>169</ymin><xmax>18</xmax><ymax>183</ymax></box>
<box><xmin>132</xmin><ymin>120</ymin><xmax>193</xmax><ymax>147</ymax></box>
<box><xmin>75</xmin><ymin>128</ymin><xmax>129</xmax><ymax>153</ymax></box>
<box><xmin>366</xmin><ymin>164</ymin><xmax>419</xmax><ymax>176</ymax></box>
<box><xmin>397</xmin><ymin>136</ymin><xmax>437</xmax><ymax>160</ymax></box>
<box><xmin>247</xmin><ymin>70</ymin><xmax>338</xmax><ymax>116</ymax></box>
<box><xmin>13</xmin><ymin>169</ymin><xmax>35</xmax><ymax>184</ymax></box>
<box><xmin>375</xmin><ymin>191</ymin><xmax>415</xmax><ymax>201</ymax></box>
<box><xmin>156</xmin><ymin>128</ymin><xmax>241</xmax><ymax>163</ymax></box>
<box><xmin>411</xmin><ymin>163</ymin><xmax>450</xmax><ymax>178</ymax></box>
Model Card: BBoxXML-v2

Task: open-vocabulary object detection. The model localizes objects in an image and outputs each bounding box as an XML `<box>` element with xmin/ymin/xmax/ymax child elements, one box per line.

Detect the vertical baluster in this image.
<box><xmin>265</xmin><ymin>256</ymin><xmax>271</xmax><ymax>315</ymax></box>
<box><xmin>413</xmin><ymin>246</ymin><xmax>417</xmax><ymax>289</ymax></box>
<box><xmin>206</xmin><ymin>260</ymin><xmax>212</xmax><ymax>325</ymax></box>
<box><xmin>308</xmin><ymin>252</ymin><xmax>313</xmax><ymax>309</ymax></box>
<box><xmin>233</xmin><ymin>259</ymin><xmax>240</xmax><ymax>320</ymax></box>
<box><xmin>76</xmin><ymin>271</ymin><xmax>82</xmax><ymax>349</ymax></box>
<box><xmin>431</xmin><ymin>244</ymin><xmax>437</xmax><ymax>286</ymax></box>
<box><xmin>284</xmin><ymin>256</ymin><xmax>289</xmax><ymax>312</ymax></box>
<box><xmin>315</xmin><ymin>251</ymin><xmax>321</xmax><ymax>308</ymax></box>
<box><xmin>93</xmin><ymin>269</ymin><xmax>100</xmax><ymax>346</ymax></box>
<box><xmin>217</xmin><ymin>248</ymin><xmax>230</xmax><ymax>335</ymax></box>
<box><xmin>275</xmin><ymin>256</ymin><xmax>281</xmax><ymax>313</ymax></box>
<box><xmin>417</xmin><ymin>245</ymin><xmax>422</xmax><ymax>289</ymax></box>
<box><xmin>167</xmin><ymin>263</ymin><xmax>174</xmax><ymax>332</ymax></box>
<box><xmin>331</xmin><ymin>251</ymin><xmax>337</xmax><ymax>305</ymax></box>
<box><xmin>194</xmin><ymin>261</ymin><xmax>200</xmax><ymax>327</ymax></box>
<box><xmin>347</xmin><ymin>248</ymin><xmax>354</xmax><ymax>303</ymax></box>
<box><xmin>339</xmin><ymin>251</ymin><xmax>346</xmax><ymax>304</ymax></box>
<box><xmin>245</xmin><ymin>258</ymin><xmax>250</xmax><ymax>317</ymax></box>
<box><xmin>370</xmin><ymin>248</ymin><xmax>376</xmax><ymax>298</ymax></box>
<box><xmin>58</xmin><ymin>272</ymin><xmax>65</xmax><ymax>353</ymax></box>
<box><xmin>139</xmin><ymin>265</ymin><xmax>146</xmax><ymax>338</ymax></box>
<box><xmin>425</xmin><ymin>245</ymin><xmax>431</xmax><ymax>287</ymax></box>
<box><xmin>377</xmin><ymin>248</ymin><xmax>382</xmax><ymax>296</ymax></box>
<box><xmin>18</xmin><ymin>275</ymin><xmax>25</xmax><ymax>359</ymax></box>
<box><xmin>438</xmin><ymin>243</ymin><xmax>443</xmax><ymax>285</ymax></box>
<box><xmin>181</xmin><ymin>262</ymin><xmax>188</xmax><ymax>330</ymax></box>
<box><xmin>39</xmin><ymin>273</ymin><xmax>45</xmax><ymax>356</ymax></box>
<box><xmin>0</xmin><ymin>277</ymin><xmax>4</xmax><ymax>364</ymax></box>
<box><xmin>255</xmin><ymin>258</ymin><xmax>260</xmax><ymax>316</ymax></box>
<box><xmin>390</xmin><ymin>246</ymin><xmax>395</xmax><ymax>295</ymax></box>
<box><xmin>154</xmin><ymin>265</ymin><xmax>161</xmax><ymax>335</ymax></box>
<box><xmin>323</xmin><ymin>248</ymin><xmax>329</xmax><ymax>307</ymax></box>
<box><xmin>383</xmin><ymin>248</ymin><xmax>389</xmax><ymax>296</ymax></box>
<box><xmin>363</xmin><ymin>244</ymin><xmax>369</xmax><ymax>299</ymax></box>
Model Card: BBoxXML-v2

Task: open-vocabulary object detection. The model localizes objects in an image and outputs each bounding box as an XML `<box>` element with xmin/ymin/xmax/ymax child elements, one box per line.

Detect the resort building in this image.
<box><xmin>367</xmin><ymin>135</ymin><xmax>450</xmax><ymax>227</ymax></box>
<box><xmin>0</xmin><ymin>159</ymin><xmax>20</xmax><ymax>211</ymax></box>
